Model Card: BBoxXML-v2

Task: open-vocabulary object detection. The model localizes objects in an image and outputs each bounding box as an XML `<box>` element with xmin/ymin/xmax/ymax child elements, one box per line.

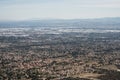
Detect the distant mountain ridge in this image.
<box><xmin>0</xmin><ymin>17</ymin><xmax>120</xmax><ymax>29</ymax></box>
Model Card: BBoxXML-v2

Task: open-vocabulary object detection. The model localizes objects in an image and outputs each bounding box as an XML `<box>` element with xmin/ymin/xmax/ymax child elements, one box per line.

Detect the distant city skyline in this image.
<box><xmin>0</xmin><ymin>0</ymin><xmax>120</xmax><ymax>21</ymax></box>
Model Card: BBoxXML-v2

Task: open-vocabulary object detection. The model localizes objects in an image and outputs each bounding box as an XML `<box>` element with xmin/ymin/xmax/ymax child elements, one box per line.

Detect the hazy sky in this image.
<box><xmin>0</xmin><ymin>0</ymin><xmax>120</xmax><ymax>21</ymax></box>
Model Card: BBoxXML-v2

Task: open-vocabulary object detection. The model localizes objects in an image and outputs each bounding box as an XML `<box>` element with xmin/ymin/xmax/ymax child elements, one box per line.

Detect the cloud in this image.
<box><xmin>0</xmin><ymin>0</ymin><xmax>120</xmax><ymax>20</ymax></box>
<box><xmin>76</xmin><ymin>4</ymin><xmax>120</xmax><ymax>8</ymax></box>
<box><xmin>69</xmin><ymin>0</ymin><xmax>120</xmax><ymax>8</ymax></box>
<box><xmin>0</xmin><ymin>0</ymin><xmax>120</xmax><ymax>8</ymax></box>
